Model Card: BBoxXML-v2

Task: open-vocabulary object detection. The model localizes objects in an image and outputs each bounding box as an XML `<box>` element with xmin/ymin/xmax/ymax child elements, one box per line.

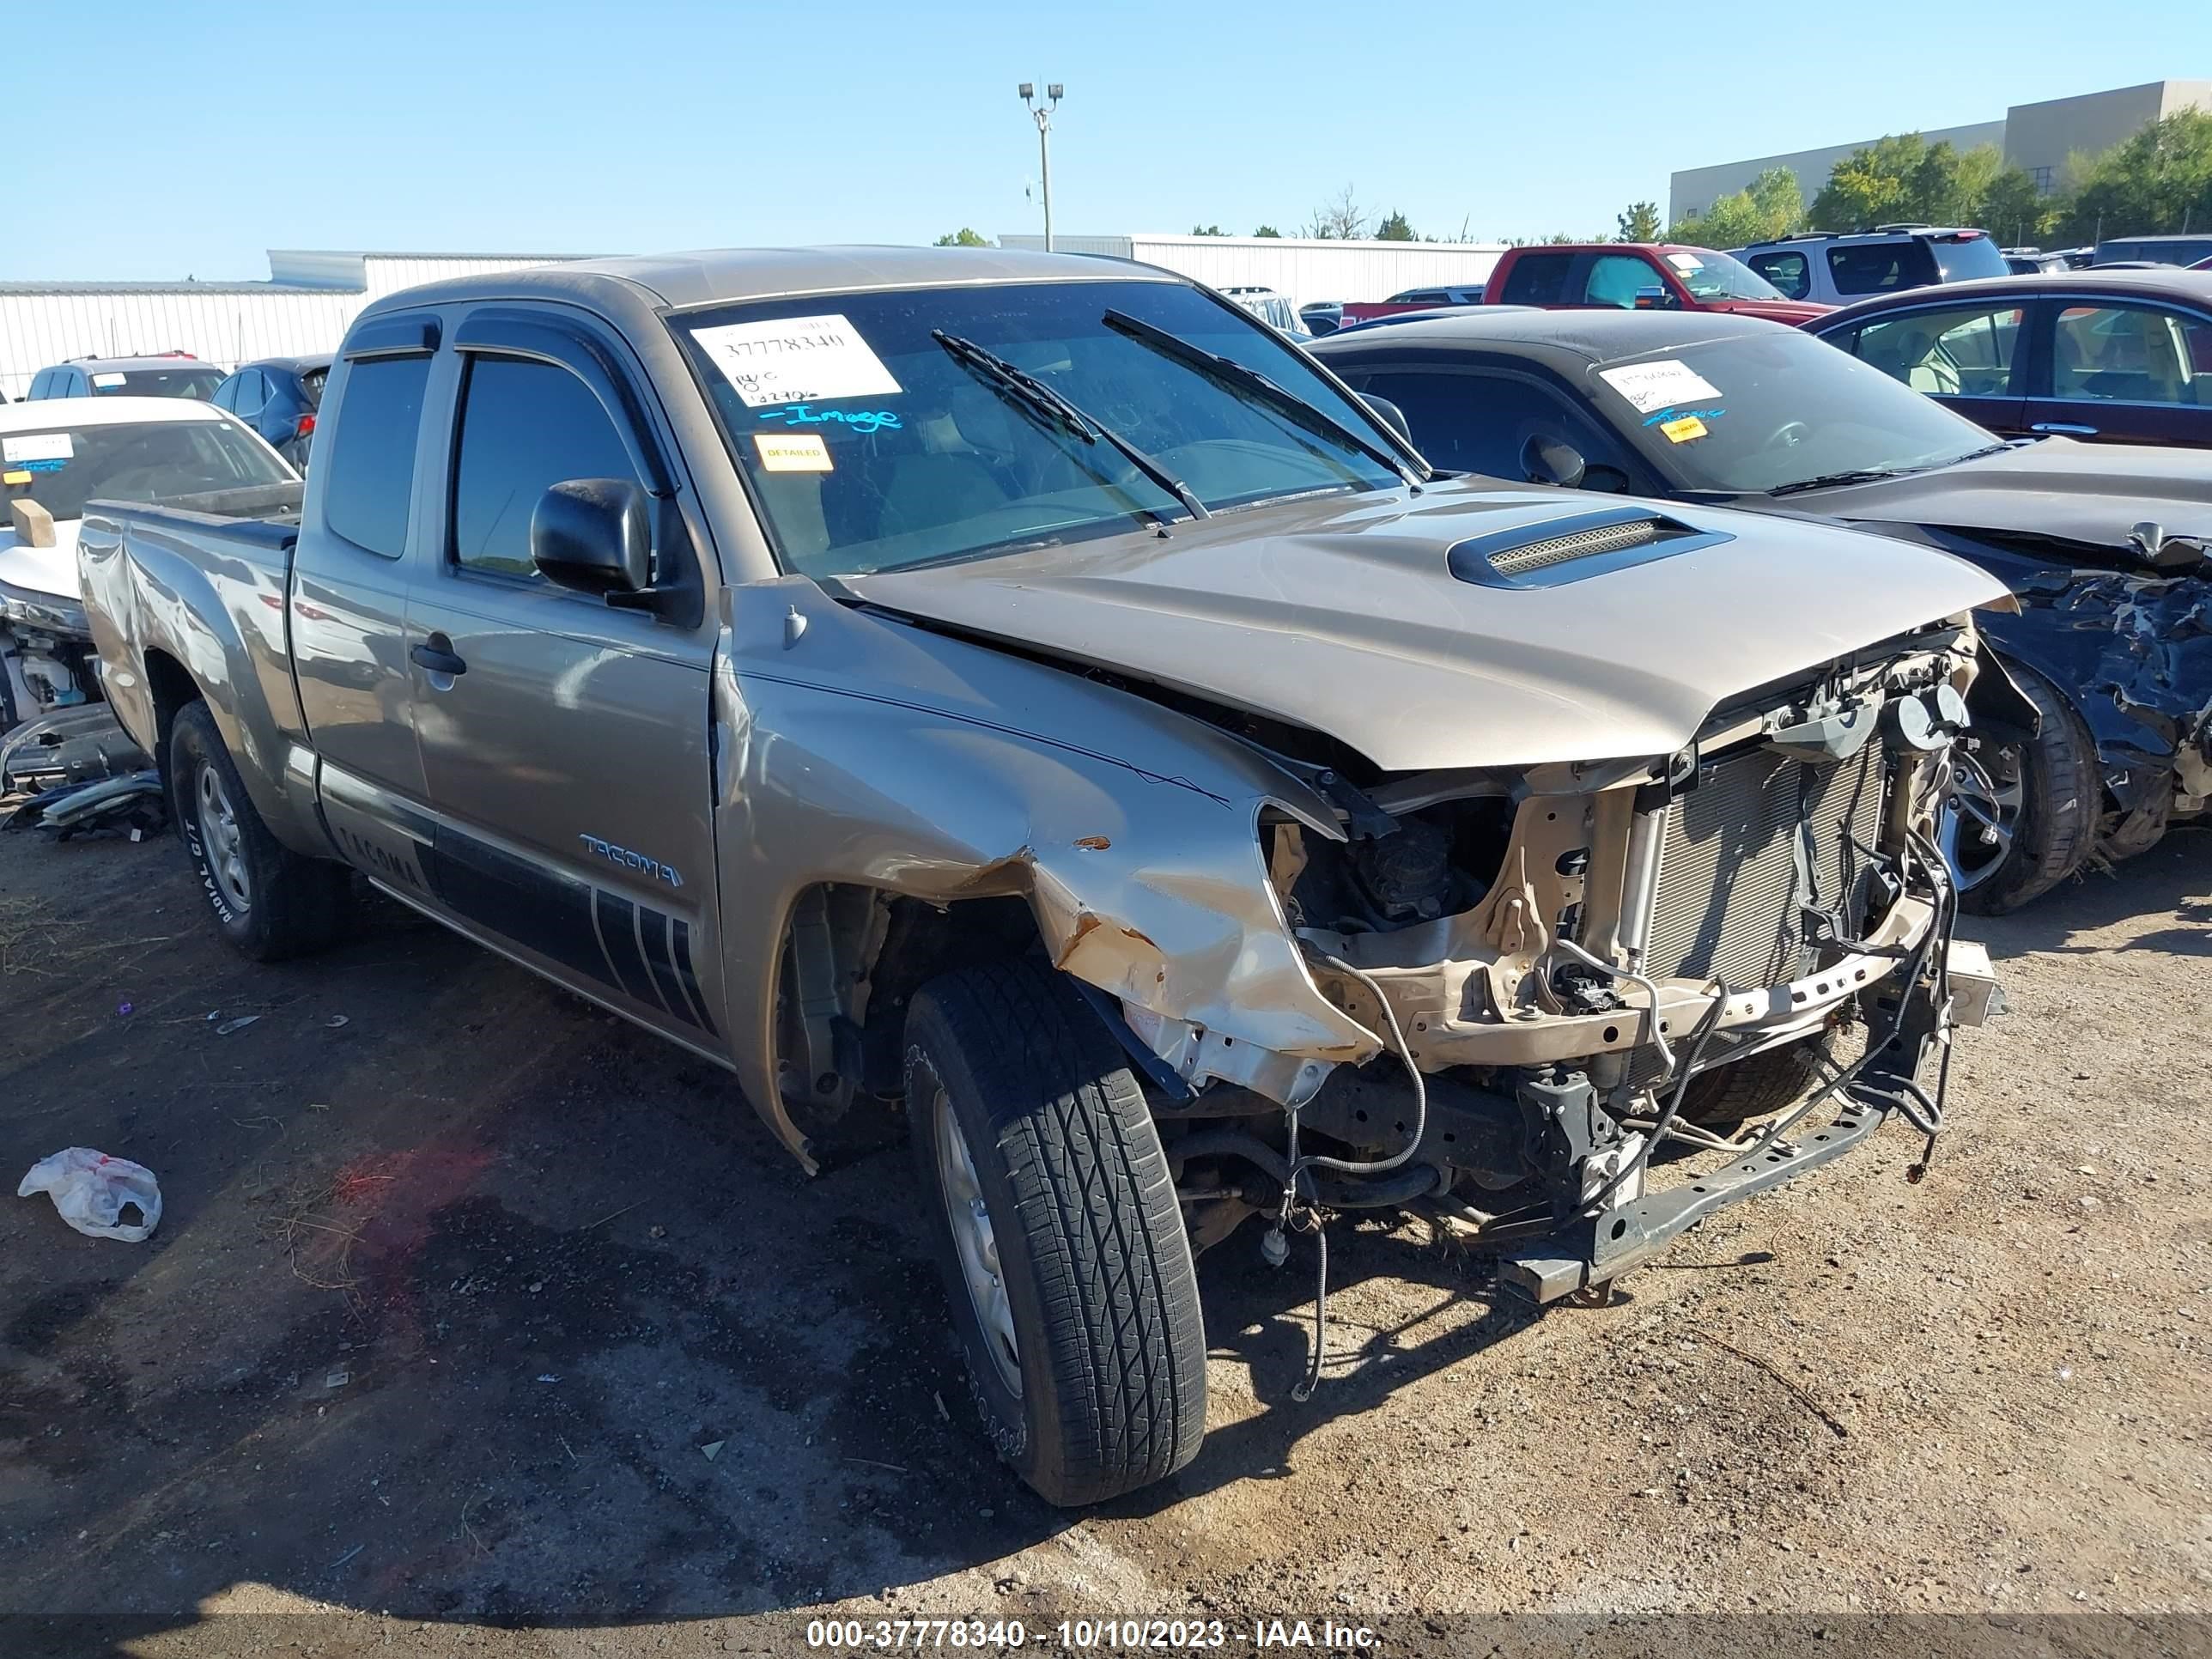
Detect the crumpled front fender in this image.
<box><xmin>712</xmin><ymin>578</ymin><xmax>1379</xmax><ymax>1168</ymax></box>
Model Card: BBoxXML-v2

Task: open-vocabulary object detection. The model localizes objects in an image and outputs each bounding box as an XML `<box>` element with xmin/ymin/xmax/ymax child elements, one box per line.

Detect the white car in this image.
<box><xmin>1219</xmin><ymin>285</ymin><xmax>1313</xmax><ymax>339</ymax></box>
<box><xmin>2</xmin><ymin>398</ymin><xmax>296</xmax><ymax>724</ymax></box>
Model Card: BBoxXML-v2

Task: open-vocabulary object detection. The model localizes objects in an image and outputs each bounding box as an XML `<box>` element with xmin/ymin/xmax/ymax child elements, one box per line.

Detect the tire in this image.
<box><xmin>1949</xmin><ymin>663</ymin><xmax>2097</xmax><ymax>916</ymax></box>
<box><xmin>168</xmin><ymin>702</ymin><xmax>349</xmax><ymax>961</ymax></box>
<box><xmin>1679</xmin><ymin>1033</ymin><xmax>1820</xmax><ymax>1127</ymax></box>
<box><xmin>905</xmin><ymin>960</ymin><xmax>1206</xmax><ymax>1507</ymax></box>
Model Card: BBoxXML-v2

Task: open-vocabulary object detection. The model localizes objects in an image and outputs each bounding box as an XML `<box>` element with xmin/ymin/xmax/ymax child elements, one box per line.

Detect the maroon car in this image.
<box><xmin>1809</xmin><ymin>268</ymin><xmax>2212</xmax><ymax>448</ymax></box>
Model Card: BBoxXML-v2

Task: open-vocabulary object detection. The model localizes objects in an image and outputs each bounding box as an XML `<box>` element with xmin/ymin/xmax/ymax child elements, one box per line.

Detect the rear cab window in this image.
<box><xmin>1498</xmin><ymin>254</ymin><xmax>1576</xmax><ymax>306</ymax></box>
<box><xmin>321</xmin><ymin>353</ymin><xmax>432</xmax><ymax>557</ymax></box>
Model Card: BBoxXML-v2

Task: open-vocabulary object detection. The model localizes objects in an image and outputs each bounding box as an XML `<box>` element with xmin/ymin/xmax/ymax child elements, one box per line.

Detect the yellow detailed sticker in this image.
<box><xmin>1658</xmin><ymin>416</ymin><xmax>1708</xmax><ymax>444</ymax></box>
<box><xmin>3</xmin><ymin>471</ymin><xmax>31</xmax><ymax>486</ymax></box>
<box><xmin>753</xmin><ymin>432</ymin><xmax>834</xmax><ymax>472</ymax></box>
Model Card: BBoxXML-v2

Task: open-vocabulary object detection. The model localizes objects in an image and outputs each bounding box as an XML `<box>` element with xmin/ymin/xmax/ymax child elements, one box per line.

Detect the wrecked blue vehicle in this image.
<box><xmin>1310</xmin><ymin>309</ymin><xmax>2212</xmax><ymax>911</ymax></box>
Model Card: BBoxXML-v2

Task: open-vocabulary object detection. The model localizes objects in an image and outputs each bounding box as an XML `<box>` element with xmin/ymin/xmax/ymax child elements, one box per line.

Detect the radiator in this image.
<box><xmin>1641</xmin><ymin>740</ymin><xmax>1887</xmax><ymax>988</ymax></box>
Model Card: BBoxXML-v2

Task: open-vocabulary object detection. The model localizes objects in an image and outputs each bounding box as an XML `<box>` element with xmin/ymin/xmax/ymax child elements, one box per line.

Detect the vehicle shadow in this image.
<box><xmin>1960</xmin><ymin>832</ymin><xmax>2210</xmax><ymax>961</ymax></box>
<box><xmin>7</xmin><ymin>832</ymin><xmax>2202</xmax><ymax>1651</ymax></box>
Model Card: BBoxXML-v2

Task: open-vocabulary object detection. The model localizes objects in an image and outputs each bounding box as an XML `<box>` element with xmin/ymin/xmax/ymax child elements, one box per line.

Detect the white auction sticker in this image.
<box><xmin>90</xmin><ymin>372</ymin><xmax>128</xmax><ymax>388</ymax></box>
<box><xmin>1596</xmin><ymin>359</ymin><xmax>1723</xmax><ymax>414</ymax></box>
<box><xmin>2</xmin><ymin>432</ymin><xmax>73</xmax><ymax>464</ymax></box>
<box><xmin>692</xmin><ymin>313</ymin><xmax>902</xmax><ymax>409</ymax></box>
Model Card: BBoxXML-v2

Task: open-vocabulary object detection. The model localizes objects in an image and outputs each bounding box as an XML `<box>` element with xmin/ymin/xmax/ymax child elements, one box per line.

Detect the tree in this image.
<box><xmin>1809</xmin><ymin>137</ymin><xmax>2008</xmax><ymax>231</ymax></box>
<box><xmin>1375</xmin><ymin>210</ymin><xmax>1416</xmax><ymax>241</ymax></box>
<box><xmin>1191</xmin><ymin>223</ymin><xmax>1228</xmax><ymax>236</ymax></box>
<box><xmin>1616</xmin><ymin>200</ymin><xmax>1662</xmax><ymax>242</ymax></box>
<box><xmin>1252</xmin><ymin>225</ymin><xmax>1282</xmax><ymax>238</ymax></box>
<box><xmin>933</xmin><ymin>228</ymin><xmax>989</xmax><ymax>246</ymax></box>
<box><xmin>1304</xmin><ymin>184</ymin><xmax>1367</xmax><ymax>240</ymax></box>
<box><xmin>1670</xmin><ymin>167</ymin><xmax>1802</xmax><ymax>246</ymax></box>
<box><xmin>1981</xmin><ymin>165</ymin><xmax>2060</xmax><ymax>247</ymax></box>
<box><xmin>2059</xmin><ymin>109</ymin><xmax>2212</xmax><ymax>243</ymax></box>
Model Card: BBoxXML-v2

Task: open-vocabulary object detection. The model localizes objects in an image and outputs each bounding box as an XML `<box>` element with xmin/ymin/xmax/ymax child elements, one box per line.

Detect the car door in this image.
<box><xmin>402</xmin><ymin>306</ymin><xmax>726</xmax><ymax>1048</ymax></box>
<box><xmin>2021</xmin><ymin>297</ymin><xmax>2212</xmax><ymax>447</ymax></box>
<box><xmin>1833</xmin><ymin>300</ymin><xmax>2029</xmax><ymax>436</ymax></box>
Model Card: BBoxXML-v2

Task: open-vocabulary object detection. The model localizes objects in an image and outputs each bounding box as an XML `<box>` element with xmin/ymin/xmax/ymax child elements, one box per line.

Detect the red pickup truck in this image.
<box><xmin>1484</xmin><ymin>243</ymin><xmax>1831</xmax><ymax>322</ymax></box>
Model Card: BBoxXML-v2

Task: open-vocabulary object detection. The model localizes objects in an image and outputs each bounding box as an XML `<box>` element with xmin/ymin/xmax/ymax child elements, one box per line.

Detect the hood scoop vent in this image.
<box><xmin>1447</xmin><ymin>506</ymin><xmax>1728</xmax><ymax>589</ymax></box>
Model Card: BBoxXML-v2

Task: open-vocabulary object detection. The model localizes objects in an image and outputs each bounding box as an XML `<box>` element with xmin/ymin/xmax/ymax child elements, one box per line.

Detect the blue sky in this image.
<box><xmin>11</xmin><ymin>1</ymin><xmax>2209</xmax><ymax>280</ymax></box>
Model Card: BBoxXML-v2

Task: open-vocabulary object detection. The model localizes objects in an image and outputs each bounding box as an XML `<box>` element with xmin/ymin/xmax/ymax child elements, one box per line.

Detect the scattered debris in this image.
<box><xmin>844</xmin><ymin>1456</ymin><xmax>910</xmax><ymax>1475</ymax></box>
<box><xmin>536</xmin><ymin>1374</ymin><xmax>561</xmax><ymax>1383</ymax></box>
<box><xmin>216</xmin><ymin>1015</ymin><xmax>262</xmax><ymax>1036</ymax></box>
<box><xmin>700</xmin><ymin>1440</ymin><xmax>726</xmax><ymax>1462</ymax></box>
<box><xmin>328</xmin><ymin>1543</ymin><xmax>364</xmax><ymax>1570</ymax></box>
<box><xmin>17</xmin><ymin>1147</ymin><xmax>162</xmax><ymax>1242</ymax></box>
<box><xmin>3</xmin><ymin>770</ymin><xmax>167</xmax><ymax>840</ymax></box>
<box><xmin>0</xmin><ymin>704</ymin><xmax>153</xmax><ymax>797</ymax></box>
<box><xmin>325</xmin><ymin>1370</ymin><xmax>351</xmax><ymax>1389</ymax></box>
<box><xmin>325</xmin><ymin>1014</ymin><xmax>349</xmax><ymax>1030</ymax></box>
<box><xmin>933</xmin><ymin>1391</ymin><xmax>951</xmax><ymax>1423</ymax></box>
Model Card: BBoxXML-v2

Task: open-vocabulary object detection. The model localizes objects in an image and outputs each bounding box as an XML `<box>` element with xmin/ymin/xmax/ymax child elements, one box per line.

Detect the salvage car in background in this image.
<box><xmin>25</xmin><ymin>354</ymin><xmax>227</xmax><ymax>402</ymax></box>
<box><xmin>2</xmin><ymin>398</ymin><xmax>298</xmax><ymax>727</ymax></box>
<box><xmin>1809</xmin><ymin>269</ymin><xmax>2212</xmax><ymax>449</ymax></box>
<box><xmin>1484</xmin><ymin>242</ymin><xmax>1827</xmax><ymax>323</ymax></box>
<box><xmin>82</xmin><ymin>246</ymin><xmax>2006</xmax><ymax>1505</ymax></box>
<box><xmin>1311</xmin><ymin>308</ymin><xmax>2211</xmax><ymax>911</ymax></box>
<box><xmin>1737</xmin><ymin>227</ymin><xmax>2010</xmax><ymax>307</ymax></box>
<box><xmin>211</xmin><ymin>355</ymin><xmax>331</xmax><ymax>470</ymax></box>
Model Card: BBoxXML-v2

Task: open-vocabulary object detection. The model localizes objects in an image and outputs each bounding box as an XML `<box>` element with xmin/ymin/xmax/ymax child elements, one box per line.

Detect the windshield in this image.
<box><xmin>2</xmin><ymin>418</ymin><xmax>289</xmax><ymax>520</ymax></box>
<box><xmin>89</xmin><ymin>366</ymin><xmax>227</xmax><ymax>399</ymax></box>
<box><xmin>672</xmin><ymin>279</ymin><xmax>1403</xmax><ymax>577</ymax></box>
<box><xmin>1589</xmin><ymin>331</ymin><xmax>2002</xmax><ymax>495</ymax></box>
<box><xmin>1664</xmin><ymin>249</ymin><xmax>1784</xmax><ymax>302</ymax></box>
<box><xmin>1930</xmin><ymin>234</ymin><xmax>2008</xmax><ymax>283</ymax></box>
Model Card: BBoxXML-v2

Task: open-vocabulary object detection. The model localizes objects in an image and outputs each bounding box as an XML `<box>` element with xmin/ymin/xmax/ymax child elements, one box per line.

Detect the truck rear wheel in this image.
<box><xmin>905</xmin><ymin>959</ymin><xmax>1206</xmax><ymax>1507</ymax></box>
<box><xmin>168</xmin><ymin>702</ymin><xmax>349</xmax><ymax>961</ymax></box>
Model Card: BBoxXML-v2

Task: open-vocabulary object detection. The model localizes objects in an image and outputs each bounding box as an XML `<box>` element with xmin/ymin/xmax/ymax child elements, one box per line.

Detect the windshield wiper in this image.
<box><xmin>1766</xmin><ymin>459</ymin><xmax>1960</xmax><ymax>497</ymax></box>
<box><xmin>931</xmin><ymin>330</ymin><xmax>1207</xmax><ymax>525</ymax></box>
<box><xmin>1101</xmin><ymin>307</ymin><xmax>1426</xmax><ymax>489</ymax></box>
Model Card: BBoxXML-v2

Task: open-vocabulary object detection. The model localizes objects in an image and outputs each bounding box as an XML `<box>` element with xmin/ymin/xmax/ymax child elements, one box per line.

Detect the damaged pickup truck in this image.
<box><xmin>80</xmin><ymin>248</ymin><xmax>2009</xmax><ymax>1505</ymax></box>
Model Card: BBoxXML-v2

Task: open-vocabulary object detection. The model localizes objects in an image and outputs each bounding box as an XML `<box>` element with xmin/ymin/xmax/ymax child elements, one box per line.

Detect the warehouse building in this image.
<box><xmin>1668</xmin><ymin>80</ymin><xmax>2212</xmax><ymax>227</ymax></box>
<box><xmin>0</xmin><ymin>251</ymin><xmax>577</xmax><ymax>401</ymax></box>
<box><xmin>998</xmin><ymin>233</ymin><xmax>1504</xmax><ymax>310</ymax></box>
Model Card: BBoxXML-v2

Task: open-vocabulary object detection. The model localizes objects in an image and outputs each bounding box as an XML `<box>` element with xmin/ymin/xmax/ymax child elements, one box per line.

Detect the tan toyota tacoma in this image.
<box><xmin>78</xmin><ymin>246</ymin><xmax>2010</xmax><ymax>1505</ymax></box>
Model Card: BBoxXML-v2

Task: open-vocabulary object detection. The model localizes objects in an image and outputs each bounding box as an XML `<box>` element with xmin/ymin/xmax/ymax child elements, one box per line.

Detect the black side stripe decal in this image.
<box><xmin>595</xmin><ymin>890</ymin><xmax>653</xmax><ymax>1004</ymax></box>
<box><xmin>671</xmin><ymin>919</ymin><xmax>718</xmax><ymax>1036</ymax></box>
<box><xmin>636</xmin><ymin>906</ymin><xmax>690</xmax><ymax>1024</ymax></box>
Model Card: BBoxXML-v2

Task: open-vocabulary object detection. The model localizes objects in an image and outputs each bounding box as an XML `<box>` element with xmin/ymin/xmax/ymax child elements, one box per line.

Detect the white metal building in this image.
<box><xmin>0</xmin><ymin>251</ymin><xmax>580</xmax><ymax>401</ymax></box>
<box><xmin>998</xmin><ymin>233</ymin><xmax>1505</xmax><ymax>310</ymax></box>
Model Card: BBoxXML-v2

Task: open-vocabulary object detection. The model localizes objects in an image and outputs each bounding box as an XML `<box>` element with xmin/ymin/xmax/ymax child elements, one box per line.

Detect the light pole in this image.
<box><xmin>1019</xmin><ymin>82</ymin><xmax>1063</xmax><ymax>252</ymax></box>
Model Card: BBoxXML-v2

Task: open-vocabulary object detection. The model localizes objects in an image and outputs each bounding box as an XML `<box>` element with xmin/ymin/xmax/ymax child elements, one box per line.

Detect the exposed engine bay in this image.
<box><xmin>1119</xmin><ymin>620</ymin><xmax>1999</xmax><ymax>1311</ymax></box>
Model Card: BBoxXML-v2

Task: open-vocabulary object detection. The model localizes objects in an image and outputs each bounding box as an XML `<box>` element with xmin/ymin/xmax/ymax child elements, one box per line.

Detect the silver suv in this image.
<box><xmin>1738</xmin><ymin>226</ymin><xmax>2010</xmax><ymax>306</ymax></box>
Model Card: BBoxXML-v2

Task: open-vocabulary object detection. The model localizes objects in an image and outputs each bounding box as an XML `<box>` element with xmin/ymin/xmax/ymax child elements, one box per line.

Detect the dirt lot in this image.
<box><xmin>1</xmin><ymin>817</ymin><xmax>2207</xmax><ymax>1656</ymax></box>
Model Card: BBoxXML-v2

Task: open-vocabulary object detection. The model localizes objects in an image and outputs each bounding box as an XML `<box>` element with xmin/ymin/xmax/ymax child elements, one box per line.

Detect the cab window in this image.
<box><xmin>449</xmin><ymin>356</ymin><xmax>641</xmax><ymax>580</ymax></box>
<box><xmin>1747</xmin><ymin>251</ymin><xmax>1810</xmax><ymax>301</ymax></box>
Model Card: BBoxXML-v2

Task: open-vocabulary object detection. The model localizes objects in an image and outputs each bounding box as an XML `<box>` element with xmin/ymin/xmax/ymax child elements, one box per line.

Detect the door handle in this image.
<box><xmin>410</xmin><ymin>637</ymin><xmax>467</xmax><ymax>677</ymax></box>
<box><xmin>2031</xmin><ymin>422</ymin><xmax>2099</xmax><ymax>436</ymax></box>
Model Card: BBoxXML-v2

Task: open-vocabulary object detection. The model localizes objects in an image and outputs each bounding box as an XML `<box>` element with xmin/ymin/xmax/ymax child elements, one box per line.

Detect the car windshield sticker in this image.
<box><xmin>754</xmin><ymin>432</ymin><xmax>835</xmax><ymax>472</ymax></box>
<box><xmin>756</xmin><ymin>404</ymin><xmax>902</xmax><ymax>434</ymax></box>
<box><xmin>693</xmin><ymin>314</ymin><xmax>902</xmax><ymax>409</ymax></box>
<box><xmin>1664</xmin><ymin>253</ymin><xmax>1705</xmax><ymax>273</ymax></box>
<box><xmin>3</xmin><ymin>470</ymin><xmax>31</xmax><ymax>486</ymax></box>
<box><xmin>90</xmin><ymin>372</ymin><xmax>128</xmax><ymax>388</ymax></box>
<box><xmin>1658</xmin><ymin>415</ymin><xmax>1709</xmax><ymax>443</ymax></box>
<box><xmin>1597</xmin><ymin>360</ymin><xmax>1723</xmax><ymax>415</ymax></box>
<box><xmin>3</xmin><ymin>432</ymin><xmax>73</xmax><ymax>465</ymax></box>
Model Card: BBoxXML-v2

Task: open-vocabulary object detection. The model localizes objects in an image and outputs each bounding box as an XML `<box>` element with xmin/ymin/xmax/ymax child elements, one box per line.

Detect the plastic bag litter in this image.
<box><xmin>17</xmin><ymin>1148</ymin><xmax>162</xmax><ymax>1242</ymax></box>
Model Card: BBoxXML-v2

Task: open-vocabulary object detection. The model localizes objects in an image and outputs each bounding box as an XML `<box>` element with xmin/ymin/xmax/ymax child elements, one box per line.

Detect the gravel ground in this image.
<box><xmin>0</xmin><ymin>821</ymin><xmax>2205</xmax><ymax>1657</ymax></box>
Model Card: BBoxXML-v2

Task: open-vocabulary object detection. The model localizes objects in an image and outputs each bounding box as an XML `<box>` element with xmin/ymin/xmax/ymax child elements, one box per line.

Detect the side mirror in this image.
<box><xmin>1359</xmin><ymin>392</ymin><xmax>1413</xmax><ymax>443</ymax></box>
<box><xmin>1632</xmin><ymin>286</ymin><xmax>1672</xmax><ymax>310</ymax></box>
<box><xmin>532</xmin><ymin>478</ymin><xmax>651</xmax><ymax>598</ymax></box>
<box><xmin>1521</xmin><ymin>434</ymin><xmax>1587</xmax><ymax>489</ymax></box>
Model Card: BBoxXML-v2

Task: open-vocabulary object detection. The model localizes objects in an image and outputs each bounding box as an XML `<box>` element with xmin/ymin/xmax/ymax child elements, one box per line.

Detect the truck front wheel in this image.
<box><xmin>905</xmin><ymin>960</ymin><xmax>1206</xmax><ymax>1507</ymax></box>
<box><xmin>168</xmin><ymin>702</ymin><xmax>349</xmax><ymax>961</ymax></box>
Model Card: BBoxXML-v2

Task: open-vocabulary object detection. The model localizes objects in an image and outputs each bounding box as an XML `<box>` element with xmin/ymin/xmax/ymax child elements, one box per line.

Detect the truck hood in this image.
<box><xmin>0</xmin><ymin>516</ymin><xmax>82</xmax><ymax>604</ymax></box>
<box><xmin>841</xmin><ymin>481</ymin><xmax>2009</xmax><ymax>773</ymax></box>
<box><xmin>1761</xmin><ymin>437</ymin><xmax>2212</xmax><ymax>558</ymax></box>
<box><xmin>1709</xmin><ymin>298</ymin><xmax>1832</xmax><ymax>325</ymax></box>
